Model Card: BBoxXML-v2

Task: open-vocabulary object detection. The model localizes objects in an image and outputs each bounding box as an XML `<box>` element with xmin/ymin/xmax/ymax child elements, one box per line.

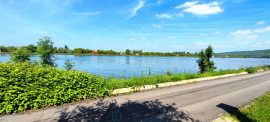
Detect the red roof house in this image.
<box><xmin>93</xmin><ymin>50</ymin><xmax>98</xmax><ymax>54</ymax></box>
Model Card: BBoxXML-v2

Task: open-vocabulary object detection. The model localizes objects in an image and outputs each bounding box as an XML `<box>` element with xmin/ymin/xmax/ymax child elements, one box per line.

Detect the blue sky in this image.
<box><xmin>0</xmin><ymin>0</ymin><xmax>270</xmax><ymax>53</ymax></box>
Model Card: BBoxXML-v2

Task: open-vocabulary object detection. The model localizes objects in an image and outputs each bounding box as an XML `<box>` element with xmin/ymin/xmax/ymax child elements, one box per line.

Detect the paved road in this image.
<box><xmin>1</xmin><ymin>70</ymin><xmax>270</xmax><ymax>122</ymax></box>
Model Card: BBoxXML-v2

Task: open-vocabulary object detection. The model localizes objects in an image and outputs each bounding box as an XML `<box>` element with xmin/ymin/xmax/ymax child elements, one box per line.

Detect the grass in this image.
<box><xmin>245</xmin><ymin>67</ymin><xmax>258</xmax><ymax>74</ymax></box>
<box><xmin>104</xmin><ymin>65</ymin><xmax>270</xmax><ymax>90</ymax></box>
<box><xmin>224</xmin><ymin>91</ymin><xmax>270</xmax><ymax>122</ymax></box>
<box><xmin>104</xmin><ymin>69</ymin><xmax>246</xmax><ymax>90</ymax></box>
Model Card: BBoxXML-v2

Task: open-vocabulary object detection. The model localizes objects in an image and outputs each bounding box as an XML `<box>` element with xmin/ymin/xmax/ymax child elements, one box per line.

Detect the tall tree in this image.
<box><xmin>125</xmin><ymin>49</ymin><xmax>130</xmax><ymax>55</ymax></box>
<box><xmin>64</xmin><ymin>45</ymin><xmax>69</xmax><ymax>53</ymax></box>
<box><xmin>37</xmin><ymin>37</ymin><xmax>56</xmax><ymax>66</ymax></box>
<box><xmin>197</xmin><ymin>45</ymin><xmax>216</xmax><ymax>73</ymax></box>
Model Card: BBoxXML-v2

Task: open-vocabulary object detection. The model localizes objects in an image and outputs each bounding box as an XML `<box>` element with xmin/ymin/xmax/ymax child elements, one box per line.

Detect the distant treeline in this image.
<box><xmin>215</xmin><ymin>49</ymin><xmax>270</xmax><ymax>58</ymax></box>
<box><xmin>0</xmin><ymin>45</ymin><xmax>197</xmax><ymax>57</ymax></box>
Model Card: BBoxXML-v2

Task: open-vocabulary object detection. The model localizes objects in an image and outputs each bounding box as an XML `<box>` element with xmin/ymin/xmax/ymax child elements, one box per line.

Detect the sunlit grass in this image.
<box><xmin>225</xmin><ymin>91</ymin><xmax>270</xmax><ymax>121</ymax></box>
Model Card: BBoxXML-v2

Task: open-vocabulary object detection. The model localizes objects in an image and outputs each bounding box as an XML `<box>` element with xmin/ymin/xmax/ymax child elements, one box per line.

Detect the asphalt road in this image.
<box><xmin>1</xmin><ymin>70</ymin><xmax>270</xmax><ymax>122</ymax></box>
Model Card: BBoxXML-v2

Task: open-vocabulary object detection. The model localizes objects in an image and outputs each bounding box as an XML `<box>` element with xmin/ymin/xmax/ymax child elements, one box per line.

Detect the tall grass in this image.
<box><xmin>104</xmin><ymin>69</ymin><xmax>246</xmax><ymax>89</ymax></box>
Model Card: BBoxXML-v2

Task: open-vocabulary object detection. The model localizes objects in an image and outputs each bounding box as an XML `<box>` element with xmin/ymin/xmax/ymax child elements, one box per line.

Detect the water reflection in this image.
<box><xmin>125</xmin><ymin>56</ymin><xmax>130</xmax><ymax>65</ymax></box>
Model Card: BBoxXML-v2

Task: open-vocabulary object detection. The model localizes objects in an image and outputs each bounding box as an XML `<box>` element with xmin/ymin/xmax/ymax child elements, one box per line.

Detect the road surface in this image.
<box><xmin>1</xmin><ymin>70</ymin><xmax>270</xmax><ymax>122</ymax></box>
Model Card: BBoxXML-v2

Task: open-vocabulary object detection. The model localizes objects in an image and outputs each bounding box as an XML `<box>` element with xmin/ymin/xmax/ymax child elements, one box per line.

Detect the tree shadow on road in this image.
<box><xmin>217</xmin><ymin>103</ymin><xmax>255</xmax><ymax>122</ymax></box>
<box><xmin>57</xmin><ymin>99</ymin><xmax>200</xmax><ymax>122</ymax></box>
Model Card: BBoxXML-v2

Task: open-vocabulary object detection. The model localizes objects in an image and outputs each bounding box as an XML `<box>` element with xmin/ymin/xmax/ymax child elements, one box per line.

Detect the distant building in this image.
<box><xmin>119</xmin><ymin>51</ymin><xmax>125</xmax><ymax>55</ymax></box>
<box><xmin>93</xmin><ymin>50</ymin><xmax>98</xmax><ymax>54</ymax></box>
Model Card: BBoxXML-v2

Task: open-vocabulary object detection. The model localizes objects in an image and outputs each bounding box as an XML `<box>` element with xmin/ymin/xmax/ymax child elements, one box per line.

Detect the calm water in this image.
<box><xmin>1</xmin><ymin>54</ymin><xmax>270</xmax><ymax>77</ymax></box>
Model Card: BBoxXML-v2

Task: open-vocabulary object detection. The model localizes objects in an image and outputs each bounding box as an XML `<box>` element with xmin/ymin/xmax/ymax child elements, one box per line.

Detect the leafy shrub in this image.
<box><xmin>9</xmin><ymin>48</ymin><xmax>31</xmax><ymax>63</ymax></box>
<box><xmin>0</xmin><ymin>62</ymin><xmax>110</xmax><ymax>114</ymax></box>
<box><xmin>245</xmin><ymin>67</ymin><xmax>257</xmax><ymax>74</ymax></box>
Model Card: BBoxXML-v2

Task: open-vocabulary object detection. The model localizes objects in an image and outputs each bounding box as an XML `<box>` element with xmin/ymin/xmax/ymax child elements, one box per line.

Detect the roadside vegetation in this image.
<box><xmin>1</xmin><ymin>61</ymin><xmax>269</xmax><ymax>114</ymax></box>
<box><xmin>222</xmin><ymin>91</ymin><xmax>270</xmax><ymax>122</ymax></box>
<box><xmin>1</xmin><ymin>37</ymin><xmax>270</xmax><ymax>114</ymax></box>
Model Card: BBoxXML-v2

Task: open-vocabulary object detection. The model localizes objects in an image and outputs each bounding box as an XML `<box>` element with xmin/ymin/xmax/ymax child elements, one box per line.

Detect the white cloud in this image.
<box><xmin>141</xmin><ymin>37</ymin><xmax>146</xmax><ymax>40</ymax></box>
<box><xmin>130</xmin><ymin>0</ymin><xmax>144</xmax><ymax>17</ymax></box>
<box><xmin>176</xmin><ymin>1</ymin><xmax>223</xmax><ymax>16</ymax></box>
<box><xmin>231</xmin><ymin>29</ymin><xmax>258</xmax><ymax>43</ymax></box>
<box><xmin>231</xmin><ymin>26</ymin><xmax>270</xmax><ymax>39</ymax></box>
<box><xmin>156</xmin><ymin>13</ymin><xmax>184</xmax><ymax>19</ymax></box>
<box><xmin>231</xmin><ymin>29</ymin><xmax>252</xmax><ymax>35</ymax></box>
<box><xmin>196</xmin><ymin>42</ymin><xmax>206</xmax><ymax>46</ymax></box>
<box><xmin>153</xmin><ymin>24</ymin><xmax>162</xmax><ymax>28</ymax></box>
<box><xmin>72</xmin><ymin>11</ymin><xmax>100</xmax><ymax>15</ymax></box>
<box><xmin>175</xmin><ymin>13</ymin><xmax>184</xmax><ymax>17</ymax></box>
<box><xmin>175</xmin><ymin>1</ymin><xmax>199</xmax><ymax>9</ymax></box>
<box><xmin>265</xmin><ymin>41</ymin><xmax>270</xmax><ymax>44</ymax></box>
<box><xmin>254</xmin><ymin>26</ymin><xmax>270</xmax><ymax>33</ymax></box>
<box><xmin>255</xmin><ymin>21</ymin><xmax>265</xmax><ymax>25</ymax></box>
<box><xmin>156</xmin><ymin>13</ymin><xmax>173</xmax><ymax>19</ymax></box>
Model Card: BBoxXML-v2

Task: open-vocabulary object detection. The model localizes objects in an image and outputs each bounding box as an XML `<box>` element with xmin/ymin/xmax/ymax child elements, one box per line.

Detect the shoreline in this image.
<box><xmin>2</xmin><ymin>52</ymin><xmax>270</xmax><ymax>59</ymax></box>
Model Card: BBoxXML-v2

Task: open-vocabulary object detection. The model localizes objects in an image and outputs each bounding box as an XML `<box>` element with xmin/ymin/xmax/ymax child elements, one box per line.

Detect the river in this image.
<box><xmin>1</xmin><ymin>54</ymin><xmax>270</xmax><ymax>78</ymax></box>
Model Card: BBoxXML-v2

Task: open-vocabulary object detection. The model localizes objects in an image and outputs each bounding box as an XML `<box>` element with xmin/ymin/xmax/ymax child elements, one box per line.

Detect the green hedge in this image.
<box><xmin>0</xmin><ymin>62</ymin><xmax>110</xmax><ymax>114</ymax></box>
<box><xmin>1</xmin><ymin>62</ymin><xmax>269</xmax><ymax>114</ymax></box>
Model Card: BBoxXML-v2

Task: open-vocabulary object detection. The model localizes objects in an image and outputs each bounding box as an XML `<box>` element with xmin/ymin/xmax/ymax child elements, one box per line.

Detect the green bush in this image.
<box><xmin>9</xmin><ymin>48</ymin><xmax>31</xmax><ymax>63</ymax></box>
<box><xmin>0</xmin><ymin>62</ymin><xmax>110</xmax><ymax>114</ymax></box>
<box><xmin>245</xmin><ymin>67</ymin><xmax>257</xmax><ymax>74</ymax></box>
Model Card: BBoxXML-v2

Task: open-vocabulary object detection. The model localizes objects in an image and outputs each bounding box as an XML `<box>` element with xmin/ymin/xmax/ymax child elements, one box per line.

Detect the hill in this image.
<box><xmin>216</xmin><ymin>49</ymin><xmax>270</xmax><ymax>58</ymax></box>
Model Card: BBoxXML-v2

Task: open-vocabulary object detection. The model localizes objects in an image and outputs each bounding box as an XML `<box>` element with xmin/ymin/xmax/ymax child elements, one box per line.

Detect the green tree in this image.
<box><xmin>58</xmin><ymin>47</ymin><xmax>65</xmax><ymax>53</ymax></box>
<box><xmin>197</xmin><ymin>45</ymin><xmax>216</xmax><ymax>73</ymax></box>
<box><xmin>6</xmin><ymin>46</ymin><xmax>17</xmax><ymax>52</ymax></box>
<box><xmin>26</xmin><ymin>44</ymin><xmax>37</xmax><ymax>53</ymax></box>
<box><xmin>64</xmin><ymin>45</ymin><xmax>69</xmax><ymax>53</ymax></box>
<box><xmin>125</xmin><ymin>49</ymin><xmax>131</xmax><ymax>55</ymax></box>
<box><xmin>73</xmin><ymin>48</ymin><xmax>83</xmax><ymax>54</ymax></box>
<box><xmin>10</xmin><ymin>48</ymin><xmax>31</xmax><ymax>62</ymax></box>
<box><xmin>37</xmin><ymin>37</ymin><xmax>56</xmax><ymax>66</ymax></box>
<box><xmin>64</xmin><ymin>59</ymin><xmax>74</xmax><ymax>70</ymax></box>
<box><xmin>0</xmin><ymin>46</ymin><xmax>8</xmax><ymax>52</ymax></box>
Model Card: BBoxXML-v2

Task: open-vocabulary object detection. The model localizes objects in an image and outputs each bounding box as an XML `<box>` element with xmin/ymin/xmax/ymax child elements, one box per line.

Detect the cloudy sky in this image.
<box><xmin>0</xmin><ymin>0</ymin><xmax>269</xmax><ymax>53</ymax></box>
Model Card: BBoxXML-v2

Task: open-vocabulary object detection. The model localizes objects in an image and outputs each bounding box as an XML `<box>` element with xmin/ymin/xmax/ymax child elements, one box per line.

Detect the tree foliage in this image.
<box><xmin>64</xmin><ymin>59</ymin><xmax>74</xmax><ymax>70</ymax></box>
<box><xmin>10</xmin><ymin>48</ymin><xmax>31</xmax><ymax>63</ymax></box>
<box><xmin>26</xmin><ymin>44</ymin><xmax>37</xmax><ymax>53</ymax></box>
<box><xmin>125</xmin><ymin>49</ymin><xmax>131</xmax><ymax>55</ymax></box>
<box><xmin>197</xmin><ymin>45</ymin><xmax>216</xmax><ymax>73</ymax></box>
<box><xmin>37</xmin><ymin>37</ymin><xmax>56</xmax><ymax>66</ymax></box>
